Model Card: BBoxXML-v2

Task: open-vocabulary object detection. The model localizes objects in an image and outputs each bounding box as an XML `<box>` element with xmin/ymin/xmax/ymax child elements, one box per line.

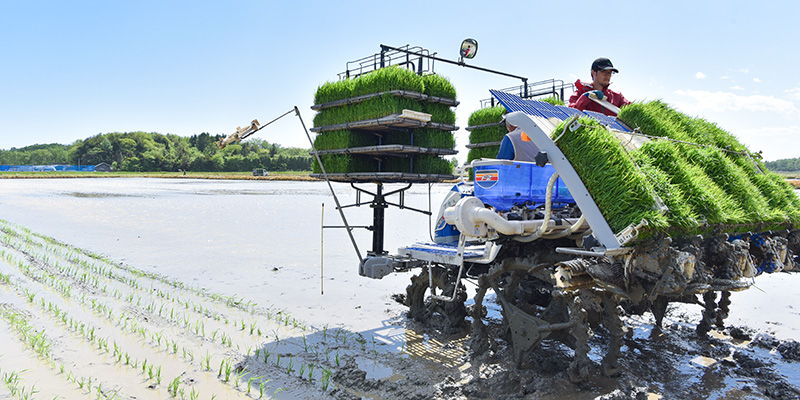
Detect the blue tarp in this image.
<box><xmin>0</xmin><ymin>165</ymin><xmax>95</xmax><ymax>172</ymax></box>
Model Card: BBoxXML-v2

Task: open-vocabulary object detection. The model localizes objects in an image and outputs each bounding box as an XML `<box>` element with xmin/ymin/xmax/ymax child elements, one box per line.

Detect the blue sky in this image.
<box><xmin>1</xmin><ymin>0</ymin><xmax>798</xmax><ymax>162</ymax></box>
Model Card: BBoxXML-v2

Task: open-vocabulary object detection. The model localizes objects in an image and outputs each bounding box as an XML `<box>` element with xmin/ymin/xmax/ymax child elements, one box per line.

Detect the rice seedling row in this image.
<box><xmin>1</xmin><ymin>219</ymin><xmax>393</xmax><ymax>398</ymax></box>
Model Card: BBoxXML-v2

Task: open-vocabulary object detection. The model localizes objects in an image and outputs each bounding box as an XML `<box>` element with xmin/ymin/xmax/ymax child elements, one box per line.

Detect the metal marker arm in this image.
<box><xmin>295</xmin><ymin>106</ymin><xmax>364</xmax><ymax>264</ymax></box>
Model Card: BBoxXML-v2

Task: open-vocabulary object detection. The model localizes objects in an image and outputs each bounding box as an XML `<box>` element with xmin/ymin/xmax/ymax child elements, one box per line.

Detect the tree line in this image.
<box><xmin>764</xmin><ymin>157</ymin><xmax>800</xmax><ymax>172</ymax></box>
<box><xmin>0</xmin><ymin>132</ymin><xmax>312</xmax><ymax>172</ymax></box>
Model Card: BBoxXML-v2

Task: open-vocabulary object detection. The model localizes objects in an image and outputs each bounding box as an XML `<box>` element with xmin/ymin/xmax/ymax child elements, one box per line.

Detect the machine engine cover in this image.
<box><xmin>359</xmin><ymin>256</ymin><xmax>398</xmax><ymax>279</ymax></box>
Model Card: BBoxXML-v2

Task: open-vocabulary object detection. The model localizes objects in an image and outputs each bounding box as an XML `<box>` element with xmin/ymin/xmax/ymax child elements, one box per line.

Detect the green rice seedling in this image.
<box><xmin>307</xmin><ymin>364</ymin><xmax>315</xmax><ymax>381</ymax></box>
<box><xmin>538</xmin><ymin>96</ymin><xmax>564</xmax><ymax>106</ymax></box>
<box><xmin>421</xmin><ymin>73</ymin><xmax>456</xmax><ymax>100</ymax></box>
<box><xmin>224</xmin><ymin>362</ymin><xmax>232</xmax><ymax>383</ymax></box>
<box><xmin>321</xmin><ymin>368</ymin><xmax>332</xmax><ymax>391</ymax></box>
<box><xmin>314</xmin><ymin>78</ymin><xmax>355</xmax><ymax>105</ymax></box>
<box><xmin>468</xmin><ymin>106</ymin><xmax>506</xmax><ymax>127</ymax></box>
<box><xmin>311</xmin><ymin>154</ymin><xmax>377</xmax><ymax>174</ymax></box>
<box><xmin>203</xmin><ymin>352</ymin><xmax>212</xmax><ymax>371</ymax></box>
<box><xmin>553</xmin><ymin>117</ymin><xmax>667</xmax><ymax>233</ymax></box>
<box><xmin>422</xmin><ymin>103</ymin><xmax>456</xmax><ymax>125</ymax></box>
<box><xmin>350</xmin><ymin>66</ymin><xmax>424</xmax><ymax>98</ymax></box>
<box><xmin>190</xmin><ymin>388</ymin><xmax>198</xmax><ymax>400</ymax></box>
<box><xmin>246</xmin><ymin>375</ymin><xmax>263</xmax><ymax>395</ymax></box>
<box><xmin>258</xmin><ymin>378</ymin><xmax>271</xmax><ymax>399</ymax></box>
<box><xmin>168</xmin><ymin>376</ymin><xmax>180</xmax><ymax>397</ymax></box>
<box><xmin>468</xmin><ymin>124</ymin><xmax>506</xmax><ymax>145</ymax></box>
<box><xmin>313</xmin><ymin>94</ymin><xmax>422</xmax><ymax>128</ymax></box>
<box><xmin>273</xmin><ymin>388</ymin><xmax>286</xmax><ymax>398</ymax></box>
<box><xmin>384</xmin><ymin>154</ymin><xmax>453</xmax><ymax>175</ymax></box>
<box><xmin>467</xmin><ymin>146</ymin><xmax>501</xmax><ymax>167</ymax></box>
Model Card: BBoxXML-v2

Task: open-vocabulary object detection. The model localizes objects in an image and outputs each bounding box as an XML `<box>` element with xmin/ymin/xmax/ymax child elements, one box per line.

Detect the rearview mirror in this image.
<box><xmin>460</xmin><ymin>38</ymin><xmax>478</xmax><ymax>61</ymax></box>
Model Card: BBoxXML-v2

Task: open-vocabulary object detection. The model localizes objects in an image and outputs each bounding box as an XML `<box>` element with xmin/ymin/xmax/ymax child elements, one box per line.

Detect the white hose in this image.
<box><xmin>444</xmin><ymin>171</ymin><xmax>588</xmax><ymax>239</ymax></box>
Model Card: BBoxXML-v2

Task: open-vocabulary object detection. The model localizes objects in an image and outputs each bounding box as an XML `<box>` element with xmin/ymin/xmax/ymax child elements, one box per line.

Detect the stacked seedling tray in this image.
<box><xmin>465</xmin><ymin>96</ymin><xmax>565</xmax><ymax>164</ymax></box>
<box><xmin>465</xmin><ymin>106</ymin><xmax>507</xmax><ymax>164</ymax></box>
<box><xmin>310</xmin><ymin>67</ymin><xmax>459</xmax><ymax>183</ymax></box>
<box><xmin>554</xmin><ymin>100</ymin><xmax>800</xmax><ymax>239</ymax></box>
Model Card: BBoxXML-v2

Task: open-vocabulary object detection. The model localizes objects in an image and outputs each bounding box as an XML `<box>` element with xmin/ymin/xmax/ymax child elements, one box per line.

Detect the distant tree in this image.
<box><xmin>2</xmin><ymin>130</ymin><xmax>312</xmax><ymax>172</ymax></box>
<box><xmin>765</xmin><ymin>157</ymin><xmax>800</xmax><ymax>172</ymax></box>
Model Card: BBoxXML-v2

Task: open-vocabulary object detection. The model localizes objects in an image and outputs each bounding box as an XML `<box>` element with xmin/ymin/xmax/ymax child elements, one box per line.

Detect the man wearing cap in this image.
<box><xmin>568</xmin><ymin>57</ymin><xmax>630</xmax><ymax>116</ymax></box>
<box><xmin>496</xmin><ymin>115</ymin><xmax>540</xmax><ymax>161</ymax></box>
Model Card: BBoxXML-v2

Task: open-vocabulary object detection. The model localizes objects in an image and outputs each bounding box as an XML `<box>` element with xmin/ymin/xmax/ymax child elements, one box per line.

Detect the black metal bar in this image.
<box><xmin>380</xmin><ymin>44</ymin><xmax>528</xmax><ymax>82</ymax></box>
<box><xmin>371</xmin><ymin>183</ymin><xmax>387</xmax><ymax>255</ymax></box>
<box><xmin>383</xmin><ymin>201</ymin><xmax>432</xmax><ymax>215</ymax></box>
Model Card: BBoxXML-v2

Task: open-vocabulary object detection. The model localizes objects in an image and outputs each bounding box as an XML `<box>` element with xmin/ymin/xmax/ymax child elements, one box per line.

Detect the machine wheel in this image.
<box><xmin>405</xmin><ymin>265</ymin><xmax>467</xmax><ymax>334</ymax></box>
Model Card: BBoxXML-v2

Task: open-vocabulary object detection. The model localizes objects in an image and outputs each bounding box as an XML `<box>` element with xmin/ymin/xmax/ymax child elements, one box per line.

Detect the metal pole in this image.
<box><xmin>379</xmin><ymin>44</ymin><xmax>528</xmax><ymax>84</ymax></box>
<box><xmin>295</xmin><ymin>106</ymin><xmax>364</xmax><ymax>264</ymax></box>
<box><xmin>321</xmin><ymin>203</ymin><xmax>324</xmax><ymax>295</ymax></box>
<box><xmin>370</xmin><ymin>183</ymin><xmax>387</xmax><ymax>255</ymax></box>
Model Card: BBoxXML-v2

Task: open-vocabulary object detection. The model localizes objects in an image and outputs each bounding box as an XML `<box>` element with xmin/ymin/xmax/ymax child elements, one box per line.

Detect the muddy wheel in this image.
<box><xmin>405</xmin><ymin>265</ymin><xmax>467</xmax><ymax>334</ymax></box>
<box><xmin>474</xmin><ymin>257</ymin><xmax>579</xmax><ymax>368</ymax></box>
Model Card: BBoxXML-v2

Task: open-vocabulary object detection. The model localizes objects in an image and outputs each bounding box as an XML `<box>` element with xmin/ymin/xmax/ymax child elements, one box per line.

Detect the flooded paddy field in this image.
<box><xmin>0</xmin><ymin>178</ymin><xmax>798</xmax><ymax>399</ymax></box>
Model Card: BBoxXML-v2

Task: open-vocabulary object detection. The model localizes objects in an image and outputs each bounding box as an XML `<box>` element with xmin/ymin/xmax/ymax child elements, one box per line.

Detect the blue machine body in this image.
<box><xmin>473</xmin><ymin>160</ymin><xmax>575</xmax><ymax>211</ymax></box>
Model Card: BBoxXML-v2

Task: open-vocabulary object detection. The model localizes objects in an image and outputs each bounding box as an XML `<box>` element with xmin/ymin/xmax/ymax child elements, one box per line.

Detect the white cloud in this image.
<box><xmin>753</xmin><ymin>77</ymin><xmax>762</xmax><ymax>83</ymax></box>
<box><xmin>737</xmin><ymin>68</ymin><xmax>750</xmax><ymax>74</ymax></box>
<box><xmin>672</xmin><ymin>90</ymin><xmax>800</xmax><ymax>116</ymax></box>
<box><xmin>733</xmin><ymin>125</ymin><xmax>800</xmax><ymax>161</ymax></box>
<box><xmin>786</xmin><ymin>87</ymin><xmax>800</xmax><ymax>100</ymax></box>
<box><xmin>695</xmin><ymin>72</ymin><xmax>706</xmax><ymax>79</ymax></box>
<box><xmin>730</xmin><ymin>85</ymin><xmax>745</xmax><ymax>91</ymax></box>
<box><xmin>720</xmin><ymin>76</ymin><xmax>730</xmax><ymax>80</ymax></box>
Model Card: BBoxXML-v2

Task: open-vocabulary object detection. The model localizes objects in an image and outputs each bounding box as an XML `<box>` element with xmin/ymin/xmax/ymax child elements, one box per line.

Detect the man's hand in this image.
<box><xmin>583</xmin><ymin>90</ymin><xmax>604</xmax><ymax>100</ymax></box>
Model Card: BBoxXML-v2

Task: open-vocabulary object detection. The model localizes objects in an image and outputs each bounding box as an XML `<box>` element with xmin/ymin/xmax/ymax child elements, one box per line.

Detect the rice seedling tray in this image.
<box><xmin>313</xmin><ymin>145</ymin><xmax>457</xmax><ymax>157</ymax></box>
<box><xmin>309</xmin><ymin>172</ymin><xmax>457</xmax><ymax>183</ymax></box>
<box><xmin>466</xmin><ymin>141</ymin><xmax>502</xmax><ymax>149</ymax></box>
<box><xmin>310</xmin><ymin>115</ymin><xmax>457</xmax><ymax>133</ymax></box>
<box><xmin>464</xmin><ymin>121</ymin><xmax>504</xmax><ymax>131</ymax></box>
<box><xmin>311</xmin><ymin>90</ymin><xmax>459</xmax><ymax>111</ymax></box>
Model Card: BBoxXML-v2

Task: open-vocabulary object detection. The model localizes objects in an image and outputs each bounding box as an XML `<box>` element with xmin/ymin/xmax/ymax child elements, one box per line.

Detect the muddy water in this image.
<box><xmin>0</xmin><ymin>178</ymin><xmax>453</xmax><ymax>343</ymax></box>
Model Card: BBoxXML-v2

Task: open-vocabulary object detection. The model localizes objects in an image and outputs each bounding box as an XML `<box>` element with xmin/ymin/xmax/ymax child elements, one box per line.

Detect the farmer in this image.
<box><xmin>568</xmin><ymin>57</ymin><xmax>630</xmax><ymax>116</ymax></box>
<box><xmin>496</xmin><ymin>114</ymin><xmax>540</xmax><ymax>162</ymax></box>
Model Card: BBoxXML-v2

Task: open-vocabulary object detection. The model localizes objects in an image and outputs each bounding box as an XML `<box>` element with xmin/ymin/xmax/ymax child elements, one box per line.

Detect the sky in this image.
<box><xmin>1</xmin><ymin>0</ymin><xmax>799</xmax><ymax>162</ymax></box>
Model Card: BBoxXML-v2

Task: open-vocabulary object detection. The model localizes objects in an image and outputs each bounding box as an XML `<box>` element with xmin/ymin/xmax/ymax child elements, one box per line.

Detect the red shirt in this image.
<box><xmin>568</xmin><ymin>79</ymin><xmax>630</xmax><ymax>116</ymax></box>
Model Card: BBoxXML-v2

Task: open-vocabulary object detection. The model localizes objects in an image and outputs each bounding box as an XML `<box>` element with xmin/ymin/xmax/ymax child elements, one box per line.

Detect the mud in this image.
<box><xmin>325</xmin><ymin>303</ymin><xmax>800</xmax><ymax>400</ymax></box>
<box><xmin>1</xmin><ymin>179</ymin><xmax>799</xmax><ymax>399</ymax></box>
